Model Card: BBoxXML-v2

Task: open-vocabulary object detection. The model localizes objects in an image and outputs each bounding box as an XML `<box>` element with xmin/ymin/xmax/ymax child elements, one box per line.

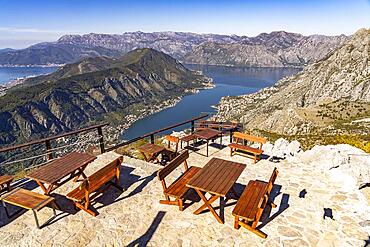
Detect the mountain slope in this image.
<box><xmin>0</xmin><ymin>31</ymin><xmax>348</xmax><ymax>67</ymax></box>
<box><xmin>0</xmin><ymin>48</ymin><xmax>210</xmax><ymax>145</ymax></box>
<box><xmin>215</xmin><ymin>28</ymin><xmax>370</xmax><ymax>135</ymax></box>
<box><xmin>0</xmin><ymin>43</ymin><xmax>122</xmax><ymax>65</ymax></box>
<box><xmin>183</xmin><ymin>33</ymin><xmax>348</xmax><ymax>67</ymax></box>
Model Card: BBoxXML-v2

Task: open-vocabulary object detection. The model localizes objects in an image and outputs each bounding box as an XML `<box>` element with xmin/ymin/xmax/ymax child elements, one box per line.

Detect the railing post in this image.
<box><xmin>150</xmin><ymin>134</ymin><xmax>154</xmax><ymax>144</ymax></box>
<box><xmin>45</xmin><ymin>140</ymin><xmax>53</xmax><ymax>160</ymax></box>
<box><xmin>97</xmin><ymin>126</ymin><xmax>105</xmax><ymax>154</ymax></box>
<box><xmin>191</xmin><ymin>120</ymin><xmax>195</xmax><ymax>133</ymax></box>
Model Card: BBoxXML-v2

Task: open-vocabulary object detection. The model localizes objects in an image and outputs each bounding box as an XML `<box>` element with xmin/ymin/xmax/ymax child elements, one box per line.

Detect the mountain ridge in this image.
<box><xmin>0</xmin><ymin>31</ymin><xmax>349</xmax><ymax>67</ymax></box>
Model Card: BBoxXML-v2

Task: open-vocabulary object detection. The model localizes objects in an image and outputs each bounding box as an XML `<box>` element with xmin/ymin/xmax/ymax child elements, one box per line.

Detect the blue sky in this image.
<box><xmin>0</xmin><ymin>0</ymin><xmax>369</xmax><ymax>48</ymax></box>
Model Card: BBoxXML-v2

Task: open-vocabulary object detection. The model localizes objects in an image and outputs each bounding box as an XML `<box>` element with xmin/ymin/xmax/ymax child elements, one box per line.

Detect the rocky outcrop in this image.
<box><xmin>215</xmin><ymin>28</ymin><xmax>370</xmax><ymax>135</ymax></box>
<box><xmin>263</xmin><ymin>138</ymin><xmax>370</xmax><ymax>189</ymax></box>
<box><xmin>0</xmin><ymin>49</ymin><xmax>211</xmax><ymax>145</ymax></box>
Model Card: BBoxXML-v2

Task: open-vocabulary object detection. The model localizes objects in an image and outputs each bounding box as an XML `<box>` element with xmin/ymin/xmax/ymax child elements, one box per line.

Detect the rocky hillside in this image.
<box><xmin>183</xmin><ymin>32</ymin><xmax>348</xmax><ymax>67</ymax></box>
<box><xmin>215</xmin><ymin>28</ymin><xmax>370</xmax><ymax>136</ymax></box>
<box><xmin>0</xmin><ymin>48</ymin><xmax>210</xmax><ymax>145</ymax></box>
<box><xmin>0</xmin><ymin>31</ymin><xmax>348</xmax><ymax>67</ymax></box>
<box><xmin>0</xmin><ymin>43</ymin><xmax>121</xmax><ymax>65</ymax></box>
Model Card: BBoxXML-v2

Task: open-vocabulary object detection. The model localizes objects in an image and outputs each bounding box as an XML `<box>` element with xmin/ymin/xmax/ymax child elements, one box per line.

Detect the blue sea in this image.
<box><xmin>122</xmin><ymin>65</ymin><xmax>301</xmax><ymax>139</ymax></box>
<box><xmin>0</xmin><ymin>66</ymin><xmax>58</xmax><ymax>85</ymax></box>
<box><xmin>0</xmin><ymin>65</ymin><xmax>301</xmax><ymax>140</ymax></box>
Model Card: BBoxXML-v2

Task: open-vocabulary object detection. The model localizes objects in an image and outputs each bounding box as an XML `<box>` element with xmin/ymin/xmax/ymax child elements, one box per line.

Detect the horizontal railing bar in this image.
<box><xmin>0</xmin><ymin>123</ymin><xmax>109</xmax><ymax>153</ymax></box>
<box><xmin>1</xmin><ymin>136</ymin><xmax>112</xmax><ymax>167</ymax></box>
<box><xmin>144</xmin><ymin>115</ymin><xmax>208</xmax><ymax>137</ymax></box>
<box><xmin>106</xmin><ymin>115</ymin><xmax>209</xmax><ymax>152</ymax></box>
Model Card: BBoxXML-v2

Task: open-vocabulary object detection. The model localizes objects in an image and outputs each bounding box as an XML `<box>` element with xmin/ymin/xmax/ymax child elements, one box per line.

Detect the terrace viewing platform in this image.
<box><xmin>0</xmin><ymin>118</ymin><xmax>369</xmax><ymax>246</ymax></box>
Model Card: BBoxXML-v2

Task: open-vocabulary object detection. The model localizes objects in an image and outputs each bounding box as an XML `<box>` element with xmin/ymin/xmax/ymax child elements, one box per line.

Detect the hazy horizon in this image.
<box><xmin>1</xmin><ymin>0</ymin><xmax>369</xmax><ymax>49</ymax></box>
<box><xmin>0</xmin><ymin>28</ymin><xmax>357</xmax><ymax>50</ymax></box>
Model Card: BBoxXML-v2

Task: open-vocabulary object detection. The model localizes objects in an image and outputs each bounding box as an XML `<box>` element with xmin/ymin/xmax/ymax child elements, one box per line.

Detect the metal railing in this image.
<box><xmin>106</xmin><ymin>115</ymin><xmax>209</xmax><ymax>152</ymax></box>
<box><xmin>0</xmin><ymin>114</ymin><xmax>243</xmax><ymax>176</ymax></box>
<box><xmin>0</xmin><ymin>123</ymin><xmax>109</xmax><ymax>174</ymax></box>
<box><xmin>0</xmin><ymin>123</ymin><xmax>109</xmax><ymax>156</ymax></box>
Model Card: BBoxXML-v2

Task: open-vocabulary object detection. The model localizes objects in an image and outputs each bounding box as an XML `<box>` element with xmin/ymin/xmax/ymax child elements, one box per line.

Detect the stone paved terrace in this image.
<box><xmin>0</xmin><ymin>137</ymin><xmax>369</xmax><ymax>247</ymax></box>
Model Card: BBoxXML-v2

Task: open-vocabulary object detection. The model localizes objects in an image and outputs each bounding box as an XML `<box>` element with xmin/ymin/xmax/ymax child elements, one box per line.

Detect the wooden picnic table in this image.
<box><xmin>27</xmin><ymin>152</ymin><xmax>96</xmax><ymax>195</ymax></box>
<box><xmin>194</xmin><ymin>128</ymin><xmax>222</xmax><ymax>157</ymax></box>
<box><xmin>187</xmin><ymin>158</ymin><xmax>246</xmax><ymax>224</ymax></box>
<box><xmin>138</xmin><ymin>143</ymin><xmax>165</xmax><ymax>163</ymax></box>
<box><xmin>195</xmin><ymin>121</ymin><xmax>240</xmax><ymax>142</ymax></box>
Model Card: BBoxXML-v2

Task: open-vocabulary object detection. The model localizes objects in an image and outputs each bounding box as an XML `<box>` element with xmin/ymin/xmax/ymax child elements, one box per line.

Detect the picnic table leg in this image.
<box><xmin>139</xmin><ymin>151</ymin><xmax>148</xmax><ymax>162</ymax></box>
<box><xmin>32</xmin><ymin>210</ymin><xmax>41</xmax><ymax>229</ymax></box>
<box><xmin>73</xmin><ymin>168</ymin><xmax>88</xmax><ymax>182</ymax></box>
<box><xmin>45</xmin><ymin>185</ymin><xmax>54</xmax><ymax>195</ymax></box>
<box><xmin>234</xmin><ymin>216</ymin><xmax>240</xmax><ymax>229</ymax></box>
<box><xmin>193</xmin><ymin>190</ymin><xmax>223</xmax><ymax>224</ymax></box>
<box><xmin>220</xmin><ymin>196</ymin><xmax>225</xmax><ymax>223</ymax></box>
<box><xmin>2</xmin><ymin>200</ymin><xmax>24</xmax><ymax>218</ymax></box>
<box><xmin>2</xmin><ymin>200</ymin><xmax>10</xmax><ymax>218</ymax></box>
<box><xmin>206</xmin><ymin>140</ymin><xmax>209</xmax><ymax>157</ymax></box>
<box><xmin>35</xmin><ymin>180</ymin><xmax>49</xmax><ymax>195</ymax></box>
<box><xmin>6</xmin><ymin>181</ymin><xmax>12</xmax><ymax>192</ymax></box>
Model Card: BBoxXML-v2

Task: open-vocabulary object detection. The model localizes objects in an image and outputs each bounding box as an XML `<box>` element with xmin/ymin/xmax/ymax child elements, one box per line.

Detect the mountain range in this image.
<box><xmin>0</xmin><ymin>31</ymin><xmax>348</xmax><ymax>67</ymax></box>
<box><xmin>0</xmin><ymin>48</ymin><xmax>210</xmax><ymax>145</ymax></box>
<box><xmin>215</xmin><ymin>28</ymin><xmax>370</xmax><ymax>136</ymax></box>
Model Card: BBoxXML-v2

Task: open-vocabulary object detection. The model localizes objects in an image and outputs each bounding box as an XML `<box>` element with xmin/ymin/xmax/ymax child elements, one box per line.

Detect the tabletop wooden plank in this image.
<box><xmin>138</xmin><ymin>143</ymin><xmax>165</xmax><ymax>155</ymax></box>
<box><xmin>194</xmin><ymin>129</ymin><xmax>221</xmax><ymax>140</ymax></box>
<box><xmin>197</xmin><ymin>158</ymin><xmax>224</xmax><ymax>191</ymax></box>
<box><xmin>213</xmin><ymin>162</ymin><xmax>245</xmax><ymax>196</ymax></box>
<box><xmin>187</xmin><ymin>158</ymin><xmax>246</xmax><ymax>196</ymax></box>
<box><xmin>188</xmin><ymin>158</ymin><xmax>222</xmax><ymax>191</ymax></box>
<box><xmin>206</xmin><ymin>160</ymin><xmax>233</xmax><ymax>193</ymax></box>
<box><xmin>27</xmin><ymin>152</ymin><xmax>96</xmax><ymax>184</ymax></box>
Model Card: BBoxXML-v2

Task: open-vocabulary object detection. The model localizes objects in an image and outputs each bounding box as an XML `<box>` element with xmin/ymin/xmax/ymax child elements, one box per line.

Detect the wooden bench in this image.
<box><xmin>232</xmin><ymin>168</ymin><xmax>279</xmax><ymax>238</ymax></box>
<box><xmin>157</xmin><ymin>150</ymin><xmax>200</xmax><ymax>211</ymax></box>
<box><xmin>229</xmin><ymin>132</ymin><xmax>266</xmax><ymax>163</ymax></box>
<box><xmin>162</xmin><ymin>135</ymin><xmax>180</xmax><ymax>161</ymax></box>
<box><xmin>0</xmin><ymin>175</ymin><xmax>13</xmax><ymax>193</ymax></box>
<box><xmin>67</xmin><ymin>156</ymin><xmax>123</xmax><ymax>216</ymax></box>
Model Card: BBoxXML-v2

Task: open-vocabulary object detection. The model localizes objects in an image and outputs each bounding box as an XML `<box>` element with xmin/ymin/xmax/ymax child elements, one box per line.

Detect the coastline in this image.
<box><xmin>0</xmin><ymin>64</ymin><xmax>64</xmax><ymax>68</ymax></box>
<box><xmin>83</xmin><ymin>81</ymin><xmax>215</xmax><ymax>148</ymax></box>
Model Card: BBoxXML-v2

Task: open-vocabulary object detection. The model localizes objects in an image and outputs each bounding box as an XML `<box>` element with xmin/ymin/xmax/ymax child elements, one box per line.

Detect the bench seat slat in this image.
<box><xmin>66</xmin><ymin>160</ymin><xmax>119</xmax><ymax>202</ymax></box>
<box><xmin>232</xmin><ymin>180</ymin><xmax>267</xmax><ymax>220</ymax></box>
<box><xmin>164</xmin><ymin>166</ymin><xmax>201</xmax><ymax>198</ymax></box>
<box><xmin>228</xmin><ymin>143</ymin><xmax>263</xmax><ymax>155</ymax></box>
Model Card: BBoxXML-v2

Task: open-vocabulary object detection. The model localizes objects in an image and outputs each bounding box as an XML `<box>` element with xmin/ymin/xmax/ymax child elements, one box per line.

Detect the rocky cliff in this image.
<box><xmin>215</xmin><ymin>28</ymin><xmax>370</xmax><ymax>135</ymax></box>
<box><xmin>0</xmin><ymin>48</ymin><xmax>210</xmax><ymax>145</ymax></box>
<box><xmin>183</xmin><ymin>32</ymin><xmax>348</xmax><ymax>67</ymax></box>
<box><xmin>0</xmin><ymin>31</ymin><xmax>348</xmax><ymax>67</ymax></box>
